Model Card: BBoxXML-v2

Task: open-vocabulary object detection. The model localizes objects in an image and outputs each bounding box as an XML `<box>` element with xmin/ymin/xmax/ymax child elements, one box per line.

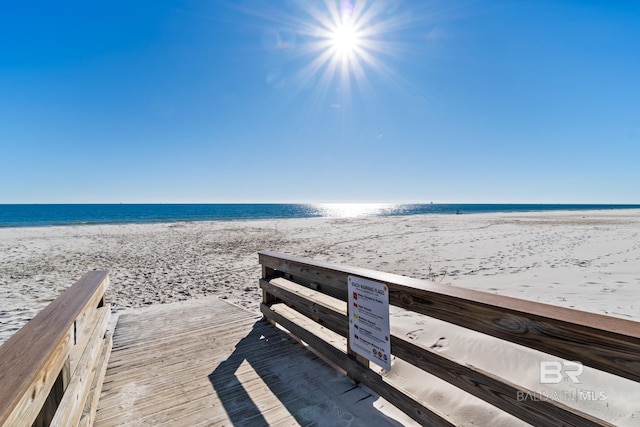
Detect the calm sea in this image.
<box><xmin>0</xmin><ymin>204</ymin><xmax>639</xmax><ymax>228</ymax></box>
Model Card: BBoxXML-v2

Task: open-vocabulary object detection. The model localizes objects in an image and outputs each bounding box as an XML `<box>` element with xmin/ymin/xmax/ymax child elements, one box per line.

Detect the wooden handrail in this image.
<box><xmin>259</xmin><ymin>251</ymin><xmax>640</xmax><ymax>426</ymax></box>
<box><xmin>259</xmin><ymin>251</ymin><xmax>640</xmax><ymax>381</ymax></box>
<box><xmin>0</xmin><ymin>271</ymin><xmax>111</xmax><ymax>427</ymax></box>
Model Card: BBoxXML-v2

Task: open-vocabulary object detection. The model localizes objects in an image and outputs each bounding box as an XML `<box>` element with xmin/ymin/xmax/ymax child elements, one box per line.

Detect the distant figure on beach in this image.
<box><xmin>456</xmin><ymin>210</ymin><xmax>461</xmax><ymax>215</ymax></box>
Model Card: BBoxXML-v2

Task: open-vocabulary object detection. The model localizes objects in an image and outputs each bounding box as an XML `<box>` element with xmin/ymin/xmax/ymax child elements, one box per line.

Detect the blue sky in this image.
<box><xmin>1</xmin><ymin>0</ymin><xmax>638</xmax><ymax>203</ymax></box>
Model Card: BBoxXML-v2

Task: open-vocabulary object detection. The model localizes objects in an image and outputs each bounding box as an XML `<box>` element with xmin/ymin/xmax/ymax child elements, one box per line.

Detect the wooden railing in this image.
<box><xmin>0</xmin><ymin>271</ymin><xmax>112</xmax><ymax>427</ymax></box>
<box><xmin>259</xmin><ymin>251</ymin><xmax>640</xmax><ymax>427</ymax></box>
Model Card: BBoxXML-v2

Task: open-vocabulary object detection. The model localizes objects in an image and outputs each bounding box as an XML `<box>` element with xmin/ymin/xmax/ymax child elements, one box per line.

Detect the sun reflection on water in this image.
<box><xmin>313</xmin><ymin>203</ymin><xmax>399</xmax><ymax>218</ymax></box>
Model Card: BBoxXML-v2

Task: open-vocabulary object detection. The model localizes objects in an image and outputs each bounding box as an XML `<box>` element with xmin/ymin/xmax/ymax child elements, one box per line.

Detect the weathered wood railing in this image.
<box><xmin>0</xmin><ymin>271</ymin><xmax>112</xmax><ymax>427</ymax></box>
<box><xmin>259</xmin><ymin>251</ymin><xmax>640</xmax><ymax>427</ymax></box>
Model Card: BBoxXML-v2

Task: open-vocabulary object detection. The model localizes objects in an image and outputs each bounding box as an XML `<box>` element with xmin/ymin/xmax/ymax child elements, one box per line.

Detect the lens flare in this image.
<box><xmin>250</xmin><ymin>0</ymin><xmax>429</xmax><ymax>111</ymax></box>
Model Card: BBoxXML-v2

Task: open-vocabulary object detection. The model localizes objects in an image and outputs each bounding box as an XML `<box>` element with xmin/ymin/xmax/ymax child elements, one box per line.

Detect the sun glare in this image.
<box><xmin>257</xmin><ymin>0</ymin><xmax>417</xmax><ymax>108</ymax></box>
<box><xmin>315</xmin><ymin>203</ymin><xmax>395</xmax><ymax>218</ymax></box>
<box><xmin>331</xmin><ymin>23</ymin><xmax>360</xmax><ymax>57</ymax></box>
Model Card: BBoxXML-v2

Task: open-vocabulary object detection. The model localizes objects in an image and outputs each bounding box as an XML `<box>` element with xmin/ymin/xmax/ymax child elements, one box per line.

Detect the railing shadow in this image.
<box><xmin>209</xmin><ymin>319</ymin><xmax>404</xmax><ymax>427</ymax></box>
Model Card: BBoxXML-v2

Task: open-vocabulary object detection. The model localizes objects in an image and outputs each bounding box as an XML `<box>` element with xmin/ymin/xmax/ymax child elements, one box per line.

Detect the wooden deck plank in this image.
<box><xmin>119</xmin><ymin>366</ymin><xmax>321</xmax><ymax>426</ymax></box>
<box><xmin>103</xmin><ymin>325</ymin><xmax>256</xmax><ymax>371</ymax></box>
<box><xmin>101</xmin><ymin>325</ymin><xmax>297</xmax><ymax>378</ymax></box>
<box><xmin>96</xmin><ymin>345</ymin><xmax>310</xmax><ymax>413</ymax></box>
<box><xmin>95</xmin><ymin>296</ymin><xmax>408</xmax><ymax>426</ymax></box>
<box><xmin>110</xmin><ymin>312</ymin><xmax>250</xmax><ymax>343</ymax></box>
<box><xmin>111</xmin><ymin>306</ymin><xmax>246</xmax><ymax>331</ymax></box>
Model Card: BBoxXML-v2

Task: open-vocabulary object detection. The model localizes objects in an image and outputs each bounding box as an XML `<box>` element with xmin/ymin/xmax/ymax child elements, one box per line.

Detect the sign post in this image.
<box><xmin>347</xmin><ymin>275</ymin><xmax>391</xmax><ymax>371</ymax></box>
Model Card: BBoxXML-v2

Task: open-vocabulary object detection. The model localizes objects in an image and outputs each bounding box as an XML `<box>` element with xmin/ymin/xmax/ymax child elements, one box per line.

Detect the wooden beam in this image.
<box><xmin>261</xmin><ymin>303</ymin><xmax>456</xmax><ymax>427</ymax></box>
<box><xmin>51</xmin><ymin>306</ymin><xmax>110</xmax><ymax>427</ymax></box>
<box><xmin>390</xmin><ymin>334</ymin><xmax>611</xmax><ymax>427</ymax></box>
<box><xmin>0</xmin><ymin>271</ymin><xmax>109</xmax><ymax>426</ymax></box>
<box><xmin>259</xmin><ymin>252</ymin><xmax>640</xmax><ymax>382</ymax></box>
<box><xmin>69</xmin><ymin>289</ymin><xmax>109</xmax><ymax>380</ymax></box>
<box><xmin>78</xmin><ymin>331</ymin><xmax>112</xmax><ymax>427</ymax></box>
<box><xmin>260</xmin><ymin>278</ymin><xmax>346</xmax><ymax>334</ymax></box>
<box><xmin>259</xmin><ymin>253</ymin><xmax>345</xmax><ymax>300</ymax></box>
<box><xmin>261</xmin><ymin>266</ymin><xmax>278</xmax><ymax>303</ymax></box>
<box><xmin>260</xmin><ymin>277</ymin><xmax>613</xmax><ymax>427</ymax></box>
<box><xmin>33</xmin><ymin>360</ymin><xmax>69</xmax><ymax>427</ymax></box>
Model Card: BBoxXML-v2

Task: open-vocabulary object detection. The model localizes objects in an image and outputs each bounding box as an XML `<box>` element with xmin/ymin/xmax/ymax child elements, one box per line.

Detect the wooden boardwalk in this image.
<box><xmin>94</xmin><ymin>297</ymin><xmax>406</xmax><ymax>427</ymax></box>
<box><xmin>3</xmin><ymin>260</ymin><xmax>638</xmax><ymax>426</ymax></box>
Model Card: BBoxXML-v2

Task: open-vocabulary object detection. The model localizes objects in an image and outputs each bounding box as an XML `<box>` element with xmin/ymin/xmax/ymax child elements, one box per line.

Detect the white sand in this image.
<box><xmin>1</xmin><ymin>209</ymin><xmax>639</xmax><ymax>425</ymax></box>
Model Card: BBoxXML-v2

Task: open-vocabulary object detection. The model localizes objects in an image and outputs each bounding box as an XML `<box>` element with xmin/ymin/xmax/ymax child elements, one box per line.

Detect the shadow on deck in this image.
<box><xmin>94</xmin><ymin>297</ymin><xmax>405</xmax><ymax>427</ymax></box>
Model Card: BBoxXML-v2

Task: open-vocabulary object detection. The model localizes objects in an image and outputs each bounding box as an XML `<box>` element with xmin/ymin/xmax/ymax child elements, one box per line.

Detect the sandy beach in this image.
<box><xmin>1</xmin><ymin>209</ymin><xmax>639</xmax><ymax>425</ymax></box>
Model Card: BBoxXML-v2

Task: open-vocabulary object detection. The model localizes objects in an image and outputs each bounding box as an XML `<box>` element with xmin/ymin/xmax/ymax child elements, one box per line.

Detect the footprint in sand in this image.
<box><xmin>406</xmin><ymin>329</ymin><xmax>424</xmax><ymax>340</ymax></box>
<box><xmin>430</xmin><ymin>337</ymin><xmax>448</xmax><ymax>350</ymax></box>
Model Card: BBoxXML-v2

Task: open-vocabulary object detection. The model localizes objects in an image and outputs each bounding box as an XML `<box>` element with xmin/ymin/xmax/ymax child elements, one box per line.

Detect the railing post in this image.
<box><xmin>347</xmin><ymin>335</ymin><xmax>370</xmax><ymax>381</ymax></box>
<box><xmin>262</xmin><ymin>266</ymin><xmax>277</xmax><ymax>325</ymax></box>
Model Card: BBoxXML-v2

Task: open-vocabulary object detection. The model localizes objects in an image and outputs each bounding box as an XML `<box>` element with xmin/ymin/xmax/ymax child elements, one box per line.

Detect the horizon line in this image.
<box><xmin>2</xmin><ymin>202</ymin><xmax>640</xmax><ymax>206</ymax></box>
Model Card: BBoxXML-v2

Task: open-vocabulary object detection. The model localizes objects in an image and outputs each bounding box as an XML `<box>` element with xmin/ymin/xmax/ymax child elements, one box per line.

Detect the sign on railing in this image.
<box><xmin>347</xmin><ymin>275</ymin><xmax>391</xmax><ymax>371</ymax></box>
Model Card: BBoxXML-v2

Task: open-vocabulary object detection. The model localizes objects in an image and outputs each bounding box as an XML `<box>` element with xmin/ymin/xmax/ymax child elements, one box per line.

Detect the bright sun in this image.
<box><xmin>331</xmin><ymin>23</ymin><xmax>359</xmax><ymax>57</ymax></box>
<box><xmin>257</xmin><ymin>0</ymin><xmax>409</xmax><ymax>103</ymax></box>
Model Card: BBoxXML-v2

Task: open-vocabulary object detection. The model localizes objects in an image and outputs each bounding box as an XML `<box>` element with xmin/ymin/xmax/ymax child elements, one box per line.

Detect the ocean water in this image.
<box><xmin>0</xmin><ymin>203</ymin><xmax>639</xmax><ymax>228</ymax></box>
